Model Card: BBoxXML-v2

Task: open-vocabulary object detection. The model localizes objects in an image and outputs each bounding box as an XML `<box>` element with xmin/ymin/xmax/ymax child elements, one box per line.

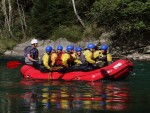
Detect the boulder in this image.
<box><xmin>144</xmin><ymin>46</ymin><xmax>150</xmax><ymax>54</ymax></box>
<box><xmin>4</xmin><ymin>38</ymin><xmax>100</xmax><ymax>56</ymax></box>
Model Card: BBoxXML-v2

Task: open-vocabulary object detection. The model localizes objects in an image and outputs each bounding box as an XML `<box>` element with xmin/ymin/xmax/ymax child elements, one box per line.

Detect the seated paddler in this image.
<box><xmin>74</xmin><ymin>46</ymin><xmax>85</xmax><ymax>65</ymax></box>
<box><xmin>39</xmin><ymin>46</ymin><xmax>53</xmax><ymax>73</ymax></box>
<box><xmin>56</xmin><ymin>45</ymin><xmax>75</xmax><ymax>73</ymax></box>
<box><xmin>64</xmin><ymin>46</ymin><xmax>87</xmax><ymax>72</ymax></box>
<box><xmin>50</xmin><ymin>48</ymin><xmax>57</xmax><ymax>67</ymax></box>
<box><xmin>24</xmin><ymin>39</ymin><xmax>40</xmax><ymax>68</ymax></box>
<box><xmin>55</xmin><ymin>45</ymin><xmax>64</xmax><ymax>67</ymax></box>
<box><xmin>94</xmin><ymin>44</ymin><xmax>112</xmax><ymax>67</ymax></box>
<box><xmin>82</xmin><ymin>43</ymin><xmax>99</xmax><ymax>70</ymax></box>
<box><xmin>61</xmin><ymin>45</ymin><xmax>75</xmax><ymax>68</ymax></box>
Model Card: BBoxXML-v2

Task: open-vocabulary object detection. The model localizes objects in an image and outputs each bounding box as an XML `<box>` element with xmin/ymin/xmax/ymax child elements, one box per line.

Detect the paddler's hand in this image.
<box><xmin>49</xmin><ymin>68</ymin><xmax>52</xmax><ymax>71</ymax></box>
<box><xmin>93</xmin><ymin>63</ymin><xmax>98</xmax><ymax>67</ymax></box>
<box><xmin>95</xmin><ymin>61</ymin><xmax>105</xmax><ymax>67</ymax></box>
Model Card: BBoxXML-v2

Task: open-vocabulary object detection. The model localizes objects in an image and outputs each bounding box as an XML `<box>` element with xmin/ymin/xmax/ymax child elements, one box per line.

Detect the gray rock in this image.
<box><xmin>4</xmin><ymin>38</ymin><xmax>101</xmax><ymax>56</ymax></box>
<box><xmin>144</xmin><ymin>46</ymin><xmax>150</xmax><ymax>54</ymax></box>
<box><xmin>127</xmin><ymin>52</ymin><xmax>150</xmax><ymax>60</ymax></box>
<box><xmin>99</xmin><ymin>31</ymin><xmax>115</xmax><ymax>45</ymax></box>
<box><xmin>4</xmin><ymin>50</ymin><xmax>13</xmax><ymax>56</ymax></box>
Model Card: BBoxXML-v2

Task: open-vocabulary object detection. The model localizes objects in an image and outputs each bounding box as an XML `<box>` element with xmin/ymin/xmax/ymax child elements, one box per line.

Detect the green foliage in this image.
<box><xmin>92</xmin><ymin>0</ymin><xmax>119</xmax><ymax>26</ymax></box>
<box><xmin>52</xmin><ymin>25</ymin><xmax>82</xmax><ymax>42</ymax></box>
<box><xmin>0</xmin><ymin>39</ymin><xmax>16</xmax><ymax>51</ymax></box>
<box><xmin>91</xmin><ymin>0</ymin><xmax>150</xmax><ymax>41</ymax></box>
<box><xmin>30</xmin><ymin>0</ymin><xmax>75</xmax><ymax>39</ymax></box>
<box><xmin>83</xmin><ymin>23</ymin><xmax>105</xmax><ymax>39</ymax></box>
<box><xmin>0</xmin><ymin>0</ymin><xmax>150</xmax><ymax>52</ymax></box>
<box><xmin>118</xmin><ymin>0</ymin><xmax>150</xmax><ymax>32</ymax></box>
<box><xmin>74</xmin><ymin>0</ymin><xmax>96</xmax><ymax>20</ymax></box>
<box><xmin>52</xmin><ymin>24</ymin><xmax>104</xmax><ymax>42</ymax></box>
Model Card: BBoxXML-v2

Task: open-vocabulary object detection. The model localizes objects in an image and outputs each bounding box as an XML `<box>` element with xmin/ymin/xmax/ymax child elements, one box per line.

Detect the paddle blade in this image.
<box><xmin>7</xmin><ymin>61</ymin><xmax>21</xmax><ymax>68</ymax></box>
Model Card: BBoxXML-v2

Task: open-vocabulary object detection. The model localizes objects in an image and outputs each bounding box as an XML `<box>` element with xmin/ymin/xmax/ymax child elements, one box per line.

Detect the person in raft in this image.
<box><xmin>55</xmin><ymin>45</ymin><xmax>64</xmax><ymax>67</ymax></box>
<box><xmin>74</xmin><ymin>46</ymin><xmax>86</xmax><ymax>65</ymax></box>
<box><xmin>99</xmin><ymin>44</ymin><xmax>112</xmax><ymax>66</ymax></box>
<box><xmin>24</xmin><ymin>39</ymin><xmax>40</xmax><ymax>68</ymax></box>
<box><xmin>59</xmin><ymin>45</ymin><xmax>75</xmax><ymax>68</ymax></box>
<box><xmin>50</xmin><ymin>48</ymin><xmax>57</xmax><ymax>67</ymax></box>
<box><xmin>64</xmin><ymin>46</ymin><xmax>86</xmax><ymax>72</ymax></box>
<box><xmin>83</xmin><ymin>43</ymin><xmax>98</xmax><ymax>69</ymax></box>
<box><xmin>39</xmin><ymin>46</ymin><xmax>53</xmax><ymax>73</ymax></box>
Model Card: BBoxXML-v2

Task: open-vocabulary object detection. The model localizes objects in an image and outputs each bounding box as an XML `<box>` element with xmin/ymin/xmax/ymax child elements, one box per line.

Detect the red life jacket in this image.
<box><xmin>55</xmin><ymin>52</ymin><xmax>64</xmax><ymax>66</ymax></box>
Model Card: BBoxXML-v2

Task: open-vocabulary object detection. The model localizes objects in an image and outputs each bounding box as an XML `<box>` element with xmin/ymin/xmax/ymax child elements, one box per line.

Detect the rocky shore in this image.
<box><xmin>3</xmin><ymin>38</ymin><xmax>150</xmax><ymax>61</ymax></box>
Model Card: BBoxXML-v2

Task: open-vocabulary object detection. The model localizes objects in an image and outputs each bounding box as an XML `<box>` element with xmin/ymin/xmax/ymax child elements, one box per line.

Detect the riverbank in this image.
<box><xmin>3</xmin><ymin>38</ymin><xmax>150</xmax><ymax>61</ymax></box>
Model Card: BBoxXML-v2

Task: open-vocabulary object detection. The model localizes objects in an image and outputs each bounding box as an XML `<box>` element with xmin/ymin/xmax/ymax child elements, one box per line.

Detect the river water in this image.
<box><xmin>0</xmin><ymin>56</ymin><xmax>150</xmax><ymax>113</ymax></box>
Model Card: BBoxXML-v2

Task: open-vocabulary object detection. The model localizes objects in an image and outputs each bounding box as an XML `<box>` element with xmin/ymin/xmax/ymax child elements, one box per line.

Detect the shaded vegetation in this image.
<box><xmin>0</xmin><ymin>0</ymin><xmax>150</xmax><ymax>50</ymax></box>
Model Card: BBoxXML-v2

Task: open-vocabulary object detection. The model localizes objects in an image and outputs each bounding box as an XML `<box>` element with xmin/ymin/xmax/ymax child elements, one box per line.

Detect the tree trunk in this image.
<box><xmin>71</xmin><ymin>0</ymin><xmax>85</xmax><ymax>28</ymax></box>
<box><xmin>1</xmin><ymin>0</ymin><xmax>14</xmax><ymax>38</ymax></box>
<box><xmin>17</xmin><ymin>0</ymin><xmax>27</xmax><ymax>39</ymax></box>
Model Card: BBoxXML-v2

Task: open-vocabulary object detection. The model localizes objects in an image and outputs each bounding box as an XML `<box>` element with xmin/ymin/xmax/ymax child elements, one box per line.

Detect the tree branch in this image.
<box><xmin>71</xmin><ymin>0</ymin><xmax>85</xmax><ymax>28</ymax></box>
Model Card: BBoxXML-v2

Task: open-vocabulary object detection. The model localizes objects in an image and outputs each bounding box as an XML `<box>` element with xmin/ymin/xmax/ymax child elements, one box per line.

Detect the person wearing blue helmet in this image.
<box><xmin>64</xmin><ymin>46</ymin><xmax>86</xmax><ymax>72</ymax></box>
<box><xmin>75</xmin><ymin>46</ymin><xmax>82</xmax><ymax>52</ymax></box>
<box><xmin>55</xmin><ymin>45</ymin><xmax>64</xmax><ymax>67</ymax></box>
<box><xmin>94</xmin><ymin>44</ymin><xmax>112</xmax><ymax>67</ymax></box>
<box><xmin>101</xmin><ymin>44</ymin><xmax>112</xmax><ymax>65</ymax></box>
<box><xmin>48</xmin><ymin>45</ymin><xmax>62</xmax><ymax>67</ymax></box>
<box><xmin>57</xmin><ymin>45</ymin><xmax>63</xmax><ymax>51</ymax></box>
<box><xmin>74</xmin><ymin>47</ymin><xmax>85</xmax><ymax>65</ymax></box>
<box><xmin>67</xmin><ymin>45</ymin><xmax>76</xmax><ymax>65</ymax></box>
<box><xmin>101</xmin><ymin>44</ymin><xmax>108</xmax><ymax>51</ymax></box>
<box><xmin>83</xmin><ymin>43</ymin><xmax>96</xmax><ymax>65</ymax></box>
<box><xmin>58</xmin><ymin>45</ymin><xmax>75</xmax><ymax>68</ymax></box>
<box><xmin>45</xmin><ymin>46</ymin><xmax>52</xmax><ymax>53</ymax></box>
<box><xmin>40</xmin><ymin>46</ymin><xmax>53</xmax><ymax>72</ymax></box>
<box><xmin>66</xmin><ymin>45</ymin><xmax>74</xmax><ymax>54</ymax></box>
<box><xmin>51</xmin><ymin>49</ymin><xmax>57</xmax><ymax>67</ymax></box>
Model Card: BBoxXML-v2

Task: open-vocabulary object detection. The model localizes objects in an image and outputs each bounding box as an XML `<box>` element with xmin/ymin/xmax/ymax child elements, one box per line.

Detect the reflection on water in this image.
<box><xmin>19</xmin><ymin>79</ymin><xmax>129</xmax><ymax>112</ymax></box>
<box><xmin>1</xmin><ymin>57</ymin><xmax>150</xmax><ymax>113</ymax></box>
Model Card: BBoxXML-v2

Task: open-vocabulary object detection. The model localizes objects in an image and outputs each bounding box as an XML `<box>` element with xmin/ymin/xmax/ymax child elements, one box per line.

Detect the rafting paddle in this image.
<box><xmin>7</xmin><ymin>61</ymin><xmax>63</xmax><ymax>71</ymax></box>
<box><xmin>6</xmin><ymin>61</ymin><xmax>22</xmax><ymax>68</ymax></box>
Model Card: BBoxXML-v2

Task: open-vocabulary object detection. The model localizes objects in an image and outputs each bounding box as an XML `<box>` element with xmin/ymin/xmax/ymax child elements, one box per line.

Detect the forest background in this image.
<box><xmin>0</xmin><ymin>0</ymin><xmax>150</xmax><ymax>53</ymax></box>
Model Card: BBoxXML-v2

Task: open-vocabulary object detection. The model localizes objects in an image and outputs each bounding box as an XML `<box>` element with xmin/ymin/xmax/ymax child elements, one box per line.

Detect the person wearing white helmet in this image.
<box><xmin>31</xmin><ymin>39</ymin><xmax>38</xmax><ymax>44</ymax></box>
<box><xmin>24</xmin><ymin>39</ymin><xmax>39</xmax><ymax>66</ymax></box>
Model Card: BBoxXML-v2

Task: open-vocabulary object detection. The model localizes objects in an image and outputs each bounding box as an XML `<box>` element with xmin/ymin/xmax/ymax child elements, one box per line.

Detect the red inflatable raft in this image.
<box><xmin>20</xmin><ymin>59</ymin><xmax>133</xmax><ymax>81</ymax></box>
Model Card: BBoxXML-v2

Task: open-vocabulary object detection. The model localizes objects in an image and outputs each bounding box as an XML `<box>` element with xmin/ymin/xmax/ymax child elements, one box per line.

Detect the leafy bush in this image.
<box><xmin>30</xmin><ymin>0</ymin><xmax>75</xmax><ymax>39</ymax></box>
<box><xmin>91</xmin><ymin>0</ymin><xmax>150</xmax><ymax>45</ymax></box>
<box><xmin>52</xmin><ymin>25</ymin><xmax>82</xmax><ymax>42</ymax></box>
<box><xmin>52</xmin><ymin>24</ymin><xmax>105</xmax><ymax>42</ymax></box>
<box><xmin>0</xmin><ymin>39</ymin><xmax>16</xmax><ymax>51</ymax></box>
<box><xmin>0</xmin><ymin>0</ymin><xmax>149</xmax><ymax>50</ymax></box>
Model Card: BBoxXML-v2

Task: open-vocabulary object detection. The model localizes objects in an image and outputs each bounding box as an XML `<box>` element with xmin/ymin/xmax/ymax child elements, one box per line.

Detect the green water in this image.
<box><xmin>0</xmin><ymin>56</ymin><xmax>150</xmax><ymax>113</ymax></box>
